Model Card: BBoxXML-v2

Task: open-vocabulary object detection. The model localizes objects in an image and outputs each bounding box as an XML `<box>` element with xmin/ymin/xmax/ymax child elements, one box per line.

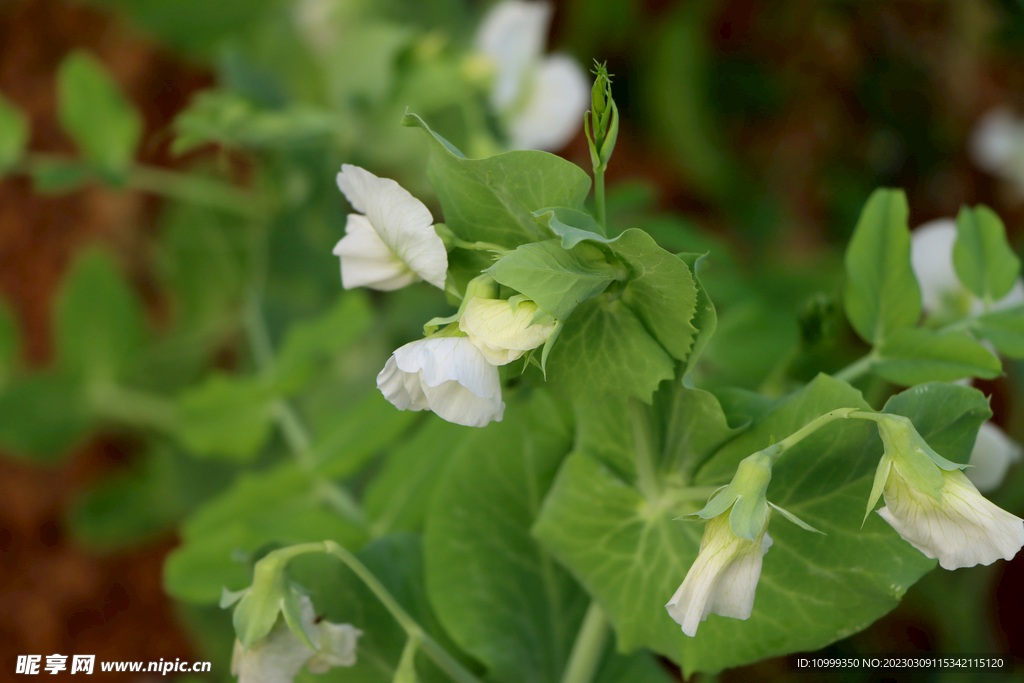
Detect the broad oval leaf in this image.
<box><xmin>953</xmin><ymin>205</ymin><xmax>1021</xmax><ymax>303</ymax></box>
<box><xmin>873</xmin><ymin>328</ymin><xmax>1002</xmax><ymax>386</ymax></box>
<box><xmin>842</xmin><ymin>189</ymin><xmax>921</xmax><ymax>345</ymax></box>
<box><xmin>403</xmin><ymin>113</ymin><xmax>591</xmax><ymax>248</ymax></box>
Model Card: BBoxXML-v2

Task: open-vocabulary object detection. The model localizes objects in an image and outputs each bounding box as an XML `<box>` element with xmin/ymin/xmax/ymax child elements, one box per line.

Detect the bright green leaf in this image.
<box><xmin>56</xmin><ymin>250</ymin><xmax>146</xmax><ymax>384</ymax></box>
<box><xmin>547</xmin><ymin>297</ymin><xmax>674</xmax><ymax>403</ymax></box>
<box><xmin>273</xmin><ymin>292</ymin><xmax>372</xmax><ymax>393</ymax></box>
<box><xmin>364</xmin><ymin>417</ymin><xmax>468</xmax><ymax>535</ymax></box>
<box><xmin>874</xmin><ymin>328</ymin><xmax>1002</xmax><ymax>386</ymax></box>
<box><xmin>971</xmin><ymin>305</ymin><xmax>1024</xmax><ymax>359</ymax></box>
<box><xmin>842</xmin><ymin>189</ymin><xmax>921</xmax><ymax>345</ymax></box>
<box><xmin>403</xmin><ymin>113</ymin><xmax>591</xmax><ymax>248</ymax></box>
<box><xmin>175</xmin><ymin>374</ymin><xmax>275</xmax><ymax>460</ymax></box>
<box><xmin>487</xmin><ymin>240</ymin><xmax>618</xmax><ymax>320</ymax></box>
<box><xmin>615</xmin><ymin>229</ymin><xmax>698</xmax><ymax>361</ymax></box>
<box><xmin>425</xmin><ymin>392</ymin><xmax>581</xmax><ymax>683</ymax></box>
<box><xmin>953</xmin><ymin>205</ymin><xmax>1021</xmax><ymax>303</ymax></box>
<box><xmin>311</xmin><ymin>391</ymin><xmax>419</xmax><ymax>480</ymax></box>
<box><xmin>57</xmin><ymin>51</ymin><xmax>142</xmax><ymax>176</ymax></box>
<box><xmin>0</xmin><ymin>91</ymin><xmax>28</xmax><ymax>172</ymax></box>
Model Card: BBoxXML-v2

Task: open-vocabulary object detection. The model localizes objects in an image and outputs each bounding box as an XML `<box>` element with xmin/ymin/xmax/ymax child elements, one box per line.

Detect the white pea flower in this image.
<box><xmin>458</xmin><ymin>297</ymin><xmax>556</xmax><ymax>365</ymax></box>
<box><xmin>333</xmin><ymin>164</ymin><xmax>448</xmax><ymax>291</ymax></box>
<box><xmin>666</xmin><ymin>511</ymin><xmax>773</xmax><ymax>637</ymax></box>
<box><xmin>877</xmin><ymin>468</ymin><xmax>1024</xmax><ymax>570</ymax></box>
<box><xmin>377</xmin><ymin>336</ymin><xmax>504</xmax><ymax>427</ymax></box>
<box><xmin>966</xmin><ymin>421</ymin><xmax>1022</xmax><ymax>493</ymax></box>
<box><xmin>231</xmin><ymin>596</ymin><xmax>360</xmax><ymax>683</ymax></box>
<box><xmin>910</xmin><ymin>218</ymin><xmax>1024</xmax><ymax>316</ymax></box>
<box><xmin>475</xmin><ymin>0</ymin><xmax>589</xmax><ymax>151</ymax></box>
<box><xmin>970</xmin><ymin>107</ymin><xmax>1024</xmax><ymax>195</ymax></box>
<box><xmin>868</xmin><ymin>415</ymin><xmax>1024</xmax><ymax>570</ymax></box>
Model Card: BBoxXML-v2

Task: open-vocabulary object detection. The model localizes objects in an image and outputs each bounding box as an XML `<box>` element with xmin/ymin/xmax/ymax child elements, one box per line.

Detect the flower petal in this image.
<box><xmin>336</xmin><ymin>165</ymin><xmax>447</xmax><ymax>289</ymax></box>
<box><xmin>967</xmin><ymin>422</ymin><xmax>1023</xmax><ymax>493</ymax></box>
<box><xmin>333</xmin><ymin>214</ymin><xmax>416</xmax><ymax>291</ymax></box>
<box><xmin>878</xmin><ymin>468</ymin><xmax>1024</xmax><ymax>569</ymax></box>
<box><xmin>379</xmin><ymin>338</ymin><xmax>504</xmax><ymax>427</ymax></box>
<box><xmin>475</xmin><ymin>0</ymin><xmax>551</xmax><ymax>111</ymax></box>
<box><xmin>459</xmin><ymin>298</ymin><xmax>556</xmax><ymax>365</ymax></box>
<box><xmin>665</xmin><ymin>512</ymin><xmax>771</xmax><ymax>637</ymax></box>
<box><xmin>508</xmin><ymin>54</ymin><xmax>590</xmax><ymax>151</ymax></box>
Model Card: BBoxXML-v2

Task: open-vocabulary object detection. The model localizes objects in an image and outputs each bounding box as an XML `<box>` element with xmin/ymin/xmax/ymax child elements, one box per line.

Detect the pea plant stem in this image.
<box><xmin>323</xmin><ymin>541</ymin><xmax>485</xmax><ymax>683</ymax></box>
<box><xmin>560</xmin><ymin>602</ymin><xmax>609</xmax><ymax>683</ymax></box>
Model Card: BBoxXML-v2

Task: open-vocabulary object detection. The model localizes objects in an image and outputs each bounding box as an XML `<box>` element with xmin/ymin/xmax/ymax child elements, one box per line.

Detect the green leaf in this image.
<box><xmin>535</xmin><ymin>207</ymin><xmax>609</xmax><ymax>247</ymax></box>
<box><xmin>164</xmin><ymin>463</ymin><xmax>366</xmax><ymax>603</ymax></box>
<box><xmin>364</xmin><ymin>417</ymin><xmax>468</xmax><ymax>535</ymax></box>
<box><xmin>657</xmin><ymin>381</ymin><xmax>741</xmax><ymax>482</ymax></box>
<box><xmin>547</xmin><ymin>297</ymin><xmax>674</xmax><ymax>403</ymax></box>
<box><xmin>0</xmin><ymin>91</ymin><xmax>28</xmax><ymax>172</ymax></box>
<box><xmin>535</xmin><ymin>375</ymin><xmax>937</xmax><ymax>674</ymax></box>
<box><xmin>953</xmin><ymin>205</ymin><xmax>1021</xmax><ymax>303</ymax></box>
<box><xmin>678</xmin><ymin>253</ymin><xmax>717</xmax><ymax>377</ymax></box>
<box><xmin>175</xmin><ymin>374</ymin><xmax>275</xmax><ymax>460</ymax></box>
<box><xmin>273</xmin><ymin>292</ymin><xmax>373</xmax><ymax>393</ymax></box>
<box><xmin>487</xmin><ymin>240</ymin><xmax>618</xmax><ymax>320</ymax></box>
<box><xmin>0</xmin><ymin>374</ymin><xmax>91</xmax><ymax>459</ymax></box>
<box><xmin>57</xmin><ymin>51</ymin><xmax>142</xmax><ymax>176</ymax></box>
<box><xmin>311</xmin><ymin>391</ymin><xmax>419</xmax><ymax>480</ymax></box>
<box><xmin>842</xmin><ymin>189</ymin><xmax>921</xmax><ymax>344</ymax></box>
<box><xmin>56</xmin><ymin>250</ymin><xmax>147</xmax><ymax>384</ymax></box>
<box><xmin>971</xmin><ymin>305</ymin><xmax>1024</xmax><ymax>359</ymax></box>
<box><xmin>424</xmin><ymin>392</ymin><xmax>582</xmax><ymax>683</ymax></box>
<box><xmin>615</xmin><ymin>229</ymin><xmax>698</xmax><ymax>361</ymax></box>
<box><xmin>873</xmin><ymin>328</ymin><xmax>1002</xmax><ymax>385</ymax></box>
<box><xmin>0</xmin><ymin>299</ymin><xmax>19</xmax><ymax>389</ymax></box>
<box><xmin>882</xmin><ymin>382</ymin><xmax>991</xmax><ymax>465</ymax></box>
<box><xmin>403</xmin><ymin>113</ymin><xmax>591</xmax><ymax>248</ymax></box>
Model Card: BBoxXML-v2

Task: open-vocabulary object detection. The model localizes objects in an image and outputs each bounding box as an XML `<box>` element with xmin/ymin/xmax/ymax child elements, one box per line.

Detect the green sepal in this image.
<box><xmin>539</xmin><ymin>320</ymin><xmax>563</xmax><ymax>378</ymax></box>
<box><xmin>281</xmin><ymin>585</ymin><xmax>317</xmax><ymax>650</ymax></box>
<box><xmin>863</xmin><ymin>453</ymin><xmax>893</xmax><ymax>527</ymax></box>
<box><xmin>690</xmin><ymin>450</ymin><xmax>772</xmax><ymax>541</ymax></box>
<box><xmin>768</xmin><ymin>501</ymin><xmax>824</xmax><ymax>534</ymax></box>
<box><xmin>393</xmin><ymin>637</ymin><xmax>420</xmax><ymax>683</ymax></box>
<box><xmin>219</xmin><ymin>586</ymin><xmax>248</xmax><ymax>609</ymax></box>
<box><xmin>231</xmin><ymin>552</ymin><xmax>289</xmax><ymax>649</ymax></box>
<box><xmin>874</xmin><ymin>415</ymin><xmax>963</xmax><ymax>507</ymax></box>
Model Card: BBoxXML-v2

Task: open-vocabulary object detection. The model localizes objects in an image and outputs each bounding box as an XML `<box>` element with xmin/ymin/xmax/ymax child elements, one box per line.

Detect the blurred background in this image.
<box><xmin>2</xmin><ymin>0</ymin><xmax>1024</xmax><ymax>681</ymax></box>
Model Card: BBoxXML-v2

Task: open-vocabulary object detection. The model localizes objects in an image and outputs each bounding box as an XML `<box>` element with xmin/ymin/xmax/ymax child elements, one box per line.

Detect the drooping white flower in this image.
<box><xmin>867</xmin><ymin>414</ymin><xmax>1024</xmax><ymax>570</ymax></box>
<box><xmin>666</xmin><ymin>511</ymin><xmax>773</xmax><ymax>637</ymax></box>
<box><xmin>333</xmin><ymin>164</ymin><xmax>448</xmax><ymax>291</ymax></box>
<box><xmin>910</xmin><ymin>218</ymin><xmax>1024</xmax><ymax>316</ymax></box>
<box><xmin>877</xmin><ymin>467</ymin><xmax>1024</xmax><ymax>570</ymax></box>
<box><xmin>377</xmin><ymin>336</ymin><xmax>504</xmax><ymax>427</ymax></box>
<box><xmin>458</xmin><ymin>297</ymin><xmax>556</xmax><ymax>365</ymax></box>
<box><xmin>966</xmin><ymin>421</ymin><xmax>1022</xmax><ymax>493</ymax></box>
<box><xmin>970</xmin><ymin>107</ymin><xmax>1024</xmax><ymax>194</ymax></box>
<box><xmin>474</xmin><ymin>1</ymin><xmax>589</xmax><ymax>151</ymax></box>
<box><xmin>231</xmin><ymin>596</ymin><xmax>360</xmax><ymax>683</ymax></box>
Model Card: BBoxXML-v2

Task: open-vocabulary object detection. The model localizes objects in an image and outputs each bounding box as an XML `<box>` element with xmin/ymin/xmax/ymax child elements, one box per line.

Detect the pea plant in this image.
<box><xmin>1</xmin><ymin>5</ymin><xmax>1023</xmax><ymax>683</ymax></box>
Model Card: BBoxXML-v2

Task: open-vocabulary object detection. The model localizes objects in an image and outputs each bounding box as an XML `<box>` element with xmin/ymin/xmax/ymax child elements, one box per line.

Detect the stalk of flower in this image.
<box><xmin>860</xmin><ymin>413</ymin><xmax>1024</xmax><ymax>570</ymax></box>
<box><xmin>458</xmin><ymin>295</ymin><xmax>556</xmax><ymax>365</ymax></box>
<box><xmin>667</xmin><ymin>450</ymin><xmax>820</xmax><ymax>636</ymax></box>
<box><xmin>474</xmin><ymin>0</ymin><xmax>589</xmax><ymax>151</ymax></box>
<box><xmin>333</xmin><ymin>164</ymin><xmax>448</xmax><ymax>291</ymax></box>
